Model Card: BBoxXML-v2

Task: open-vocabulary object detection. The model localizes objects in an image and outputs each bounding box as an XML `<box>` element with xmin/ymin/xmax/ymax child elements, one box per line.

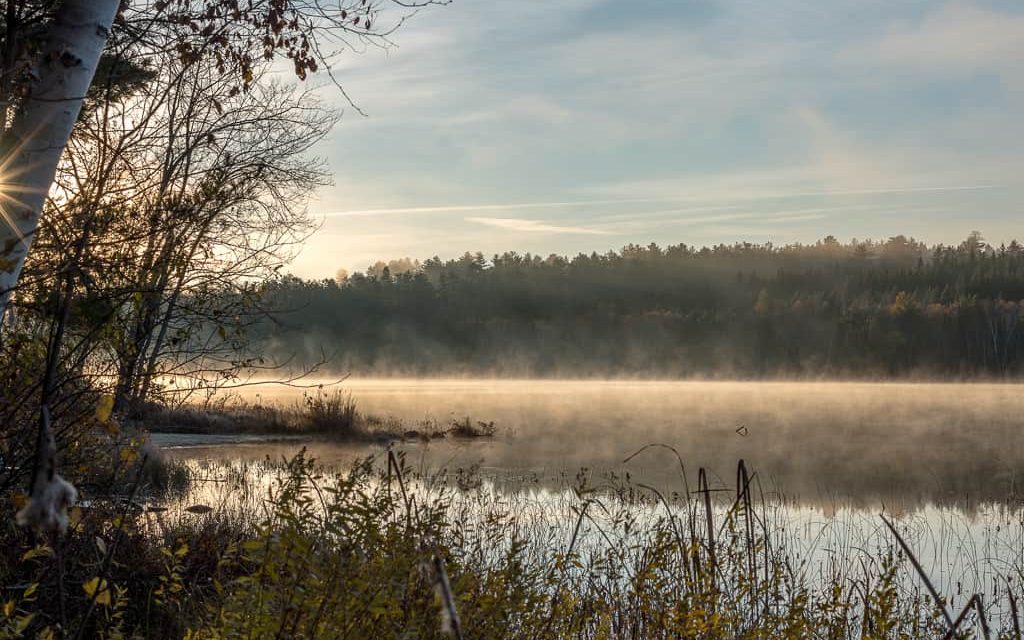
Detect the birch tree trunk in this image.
<box><xmin>0</xmin><ymin>0</ymin><xmax>119</xmax><ymax>320</ymax></box>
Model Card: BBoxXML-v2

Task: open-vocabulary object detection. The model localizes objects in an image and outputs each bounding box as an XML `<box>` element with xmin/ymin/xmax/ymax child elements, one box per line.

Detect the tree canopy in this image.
<box><xmin>255</xmin><ymin>233</ymin><xmax>1024</xmax><ymax>378</ymax></box>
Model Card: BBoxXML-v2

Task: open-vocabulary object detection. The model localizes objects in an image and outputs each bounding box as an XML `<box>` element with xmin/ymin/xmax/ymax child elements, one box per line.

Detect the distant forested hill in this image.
<box><xmin>252</xmin><ymin>233</ymin><xmax>1024</xmax><ymax>378</ymax></box>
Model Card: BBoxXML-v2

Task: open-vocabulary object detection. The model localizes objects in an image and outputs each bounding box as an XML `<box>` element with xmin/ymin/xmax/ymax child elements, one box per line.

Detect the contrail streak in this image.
<box><xmin>466</xmin><ymin>217</ymin><xmax>613</xmax><ymax>235</ymax></box>
<box><xmin>318</xmin><ymin>184</ymin><xmax>999</xmax><ymax>221</ymax></box>
<box><xmin>320</xmin><ymin>198</ymin><xmax>668</xmax><ymax>218</ymax></box>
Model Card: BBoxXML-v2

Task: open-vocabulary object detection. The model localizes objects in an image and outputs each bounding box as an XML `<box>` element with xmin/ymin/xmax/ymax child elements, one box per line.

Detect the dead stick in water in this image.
<box><xmin>1008</xmin><ymin>578</ymin><xmax>1022</xmax><ymax>640</ymax></box>
<box><xmin>698</xmin><ymin>468</ymin><xmax>717</xmax><ymax>580</ymax></box>
<box><xmin>940</xmin><ymin>594</ymin><xmax>981</xmax><ymax>640</ymax></box>
<box><xmin>433</xmin><ymin>554</ymin><xmax>464</xmax><ymax>640</ymax></box>
<box><xmin>976</xmin><ymin>593</ymin><xmax>992</xmax><ymax>640</ymax></box>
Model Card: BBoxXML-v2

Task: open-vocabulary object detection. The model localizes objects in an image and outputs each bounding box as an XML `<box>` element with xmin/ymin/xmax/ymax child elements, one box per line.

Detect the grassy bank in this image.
<box><xmin>1</xmin><ymin>449</ymin><xmax>1019</xmax><ymax>638</ymax></box>
<box><xmin>132</xmin><ymin>389</ymin><xmax>496</xmax><ymax>442</ymax></box>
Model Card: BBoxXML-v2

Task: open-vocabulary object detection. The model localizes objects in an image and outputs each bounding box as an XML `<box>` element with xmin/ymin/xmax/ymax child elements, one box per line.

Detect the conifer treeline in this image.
<box><xmin>256</xmin><ymin>232</ymin><xmax>1024</xmax><ymax>378</ymax></box>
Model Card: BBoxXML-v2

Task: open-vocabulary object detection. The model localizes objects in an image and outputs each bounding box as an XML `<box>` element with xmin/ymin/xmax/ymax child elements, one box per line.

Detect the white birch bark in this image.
<box><xmin>0</xmin><ymin>0</ymin><xmax>119</xmax><ymax>320</ymax></box>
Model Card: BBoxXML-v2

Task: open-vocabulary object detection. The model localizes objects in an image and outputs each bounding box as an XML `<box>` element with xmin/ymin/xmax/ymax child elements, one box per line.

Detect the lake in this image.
<box><xmin>158</xmin><ymin>379</ymin><xmax>1024</xmax><ymax>508</ymax></box>
<box><xmin>149</xmin><ymin>379</ymin><xmax>1024</xmax><ymax>624</ymax></box>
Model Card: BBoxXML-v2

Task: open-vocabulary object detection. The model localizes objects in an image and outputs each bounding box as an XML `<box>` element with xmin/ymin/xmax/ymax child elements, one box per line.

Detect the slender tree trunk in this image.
<box><xmin>0</xmin><ymin>0</ymin><xmax>119</xmax><ymax>320</ymax></box>
<box><xmin>133</xmin><ymin>280</ymin><xmax>181</xmax><ymax>406</ymax></box>
<box><xmin>114</xmin><ymin>226</ymin><xmax>181</xmax><ymax>412</ymax></box>
<box><xmin>135</xmin><ymin>230</ymin><xmax>209</xmax><ymax>404</ymax></box>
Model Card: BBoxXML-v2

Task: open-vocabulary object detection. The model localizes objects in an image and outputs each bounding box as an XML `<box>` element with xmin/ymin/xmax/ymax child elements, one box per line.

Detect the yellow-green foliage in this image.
<box><xmin>0</xmin><ymin>452</ymin><xmax>1015</xmax><ymax>638</ymax></box>
<box><xmin>181</xmin><ymin>453</ymin><xmax>974</xmax><ymax>639</ymax></box>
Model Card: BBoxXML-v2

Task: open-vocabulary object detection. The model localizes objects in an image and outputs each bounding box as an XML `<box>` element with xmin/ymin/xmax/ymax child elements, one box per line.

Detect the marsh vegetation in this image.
<box><xmin>136</xmin><ymin>388</ymin><xmax>497</xmax><ymax>443</ymax></box>
<box><xmin>80</xmin><ymin>378</ymin><xmax>1016</xmax><ymax>637</ymax></box>
<box><xmin>180</xmin><ymin>379</ymin><xmax>1024</xmax><ymax>507</ymax></box>
<box><xmin>0</xmin><ymin>0</ymin><xmax>1021</xmax><ymax>637</ymax></box>
<box><xmin>5</xmin><ymin>446</ymin><xmax>1023</xmax><ymax>638</ymax></box>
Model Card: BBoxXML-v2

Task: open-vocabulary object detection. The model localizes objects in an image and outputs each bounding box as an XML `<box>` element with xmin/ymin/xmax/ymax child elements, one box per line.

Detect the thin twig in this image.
<box><xmin>940</xmin><ymin>594</ymin><xmax>981</xmax><ymax>640</ymax></box>
<box><xmin>881</xmin><ymin>514</ymin><xmax>954</xmax><ymax>629</ymax></box>
<box><xmin>1008</xmin><ymin>578</ymin><xmax>1022</xmax><ymax>640</ymax></box>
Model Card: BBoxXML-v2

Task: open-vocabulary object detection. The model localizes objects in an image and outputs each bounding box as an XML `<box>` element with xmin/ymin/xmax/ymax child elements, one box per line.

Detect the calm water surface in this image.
<box><xmin>158</xmin><ymin>379</ymin><xmax>1024</xmax><ymax>508</ymax></box>
<box><xmin>148</xmin><ymin>380</ymin><xmax>1024</xmax><ymax>622</ymax></box>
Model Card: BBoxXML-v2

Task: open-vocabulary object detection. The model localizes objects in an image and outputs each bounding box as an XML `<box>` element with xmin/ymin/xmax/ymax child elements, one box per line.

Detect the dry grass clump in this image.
<box><xmin>130</xmin><ymin>399</ymin><xmax>291</xmax><ymax>434</ymax></box>
<box><xmin>395</xmin><ymin>416</ymin><xmax>498</xmax><ymax>441</ymax></box>
<box><xmin>297</xmin><ymin>388</ymin><xmax>359</xmax><ymax>434</ymax></box>
<box><xmin>446</xmin><ymin>417</ymin><xmax>497</xmax><ymax>438</ymax></box>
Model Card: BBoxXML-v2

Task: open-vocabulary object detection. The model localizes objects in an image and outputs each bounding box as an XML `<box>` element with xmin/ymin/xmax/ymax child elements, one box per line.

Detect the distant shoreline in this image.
<box><xmin>215</xmin><ymin>375</ymin><xmax>1024</xmax><ymax>391</ymax></box>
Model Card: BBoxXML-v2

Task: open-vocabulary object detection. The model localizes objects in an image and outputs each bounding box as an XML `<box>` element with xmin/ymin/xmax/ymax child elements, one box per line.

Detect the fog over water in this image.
<box><xmin>163</xmin><ymin>379</ymin><xmax>1024</xmax><ymax>508</ymax></box>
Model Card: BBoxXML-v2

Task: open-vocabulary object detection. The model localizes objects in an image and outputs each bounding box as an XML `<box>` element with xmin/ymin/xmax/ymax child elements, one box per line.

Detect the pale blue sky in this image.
<box><xmin>291</xmin><ymin>0</ymin><xmax>1024</xmax><ymax>277</ymax></box>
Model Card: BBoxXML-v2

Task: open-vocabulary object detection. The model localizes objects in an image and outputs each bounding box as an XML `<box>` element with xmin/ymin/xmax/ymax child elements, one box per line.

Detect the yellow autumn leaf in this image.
<box><xmin>82</xmin><ymin>577</ymin><xmax>112</xmax><ymax>606</ymax></box>
<box><xmin>68</xmin><ymin>507</ymin><xmax>83</xmax><ymax>528</ymax></box>
<box><xmin>3</xmin><ymin>600</ymin><xmax>13</xmax><ymax>618</ymax></box>
<box><xmin>14</xmin><ymin>612</ymin><xmax>33</xmax><ymax>633</ymax></box>
<box><xmin>120</xmin><ymin>448</ymin><xmax>138</xmax><ymax>464</ymax></box>
<box><xmin>95</xmin><ymin>394</ymin><xmax>114</xmax><ymax>424</ymax></box>
<box><xmin>82</xmin><ymin>577</ymin><xmax>100</xmax><ymax>596</ymax></box>
<box><xmin>21</xmin><ymin>545</ymin><xmax>52</xmax><ymax>561</ymax></box>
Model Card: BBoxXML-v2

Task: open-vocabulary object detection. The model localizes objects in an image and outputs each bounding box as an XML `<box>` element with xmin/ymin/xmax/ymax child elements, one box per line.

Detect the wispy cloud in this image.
<box><xmin>322</xmin><ymin>198</ymin><xmax>665</xmax><ymax>218</ymax></box>
<box><xmin>588</xmin><ymin>175</ymin><xmax>999</xmax><ymax>205</ymax></box>
<box><xmin>466</xmin><ymin>217</ymin><xmax>613</xmax><ymax>235</ymax></box>
<box><xmin>288</xmin><ymin>0</ymin><xmax>1024</xmax><ymax>277</ymax></box>
<box><xmin>592</xmin><ymin>201</ymin><xmax>960</xmax><ymax>229</ymax></box>
<box><xmin>845</xmin><ymin>3</ymin><xmax>1024</xmax><ymax>77</ymax></box>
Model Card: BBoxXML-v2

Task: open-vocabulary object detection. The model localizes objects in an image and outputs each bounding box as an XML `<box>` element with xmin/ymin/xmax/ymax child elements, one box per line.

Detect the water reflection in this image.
<box><xmin>143</xmin><ymin>380</ymin><xmax>1024</xmax><ymax>629</ymax></box>
<box><xmin>149</xmin><ymin>455</ymin><xmax>1024</xmax><ymax>628</ymax></box>
<box><xmin>159</xmin><ymin>379</ymin><xmax>1024</xmax><ymax>507</ymax></box>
